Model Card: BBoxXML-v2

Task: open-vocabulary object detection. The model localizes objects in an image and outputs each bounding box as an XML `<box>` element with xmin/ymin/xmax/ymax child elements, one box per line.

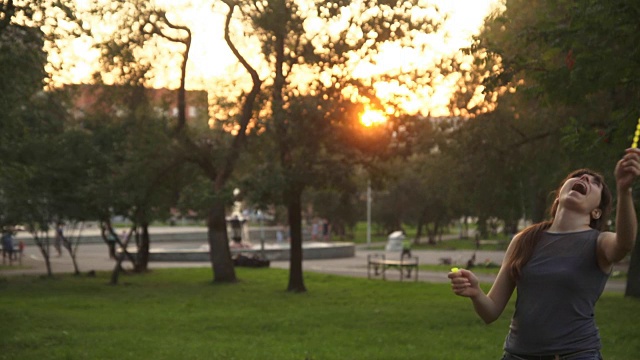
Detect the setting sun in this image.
<box><xmin>360</xmin><ymin>108</ymin><xmax>387</xmax><ymax>127</ymax></box>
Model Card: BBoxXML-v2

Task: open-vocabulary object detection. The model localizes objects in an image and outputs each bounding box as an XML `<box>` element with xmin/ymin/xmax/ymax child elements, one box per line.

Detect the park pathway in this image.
<box><xmin>0</xmin><ymin>226</ymin><xmax>627</xmax><ymax>293</ymax></box>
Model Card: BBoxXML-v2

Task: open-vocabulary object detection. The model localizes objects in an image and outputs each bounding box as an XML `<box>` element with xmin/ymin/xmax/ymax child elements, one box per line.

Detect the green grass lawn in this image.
<box><xmin>349</xmin><ymin>222</ymin><xmax>505</xmax><ymax>251</ymax></box>
<box><xmin>1</xmin><ymin>268</ymin><xmax>638</xmax><ymax>360</ymax></box>
<box><xmin>418</xmin><ymin>264</ymin><xmax>500</xmax><ymax>275</ymax></box>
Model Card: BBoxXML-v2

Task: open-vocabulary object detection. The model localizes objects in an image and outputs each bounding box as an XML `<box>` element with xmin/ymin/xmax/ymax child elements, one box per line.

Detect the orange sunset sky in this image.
<box><xmin>51</xmin><ymin>0</ymin><xmax>503</xmax><ymax>118</ymax></box>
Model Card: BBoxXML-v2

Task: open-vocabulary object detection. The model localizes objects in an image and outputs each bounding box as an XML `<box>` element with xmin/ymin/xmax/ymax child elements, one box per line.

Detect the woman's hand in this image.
<box><xmin>448</xmin><ymin>269</ymin><xmax>481</xmax><ymax>298</ymax></box>
<box><xmin>615</xmin><ymin>148</ymin><xmax>640</xmax><ymax>191</ymax></box>
<box><xmin>448</xmin><ymin>265</ymin><xmax>515</xmax><ymax>324</ymax></box>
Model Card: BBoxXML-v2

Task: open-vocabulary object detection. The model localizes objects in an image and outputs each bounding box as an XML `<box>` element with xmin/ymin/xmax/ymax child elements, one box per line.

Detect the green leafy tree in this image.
<box><xmin>305</xmin><ymin>187</ymin><xmax>359</xmax><ymax>241</ymax></box>
<box><xmin>0</xmin><ymin>18</ymin><xmax>57</xmax><ymax>275</ymax></box>
<box><xmin>76</xmin><ymin>0</ymin><xmax>273</xmax><ymax>283</ymax></box>
<box><xmin>2</xmin><ymin>89</ymin><xmax>71</xmax><ymax>277</ymax></box>
<box><xmin>72</xmin><ymin>84</ymin><xmax>192</xmax><ymax>283</ymax></box>
<box><xmin>475</xmin><ymin>0</ymin><xmax>640</xmax><ymax>296</ymax></box>
<box><xmin>226</xmin><ymin>0</ymin><xmax>464</xmax><ymax>292</ymax></box>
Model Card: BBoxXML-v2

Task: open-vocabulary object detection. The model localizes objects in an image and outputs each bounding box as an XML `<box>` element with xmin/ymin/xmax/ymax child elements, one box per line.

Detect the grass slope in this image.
<box><xmin>0</xmin><ymin>268</ymin><xmax>638</xmax><ymax>360</ymax></box>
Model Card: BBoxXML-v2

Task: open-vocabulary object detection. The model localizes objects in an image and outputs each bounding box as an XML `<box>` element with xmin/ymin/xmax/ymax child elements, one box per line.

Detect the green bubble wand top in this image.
<box><xmin>633</xmin><ymin>117</ymin><xmax>640</xmax><ymax>148</ymax></box>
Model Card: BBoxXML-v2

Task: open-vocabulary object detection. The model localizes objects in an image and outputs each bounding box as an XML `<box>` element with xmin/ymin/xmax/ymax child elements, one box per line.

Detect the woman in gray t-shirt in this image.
<box><xmin>448</xmin><ymin>148</ymin><xmax>640</xmax><ymax>359</ymax></box>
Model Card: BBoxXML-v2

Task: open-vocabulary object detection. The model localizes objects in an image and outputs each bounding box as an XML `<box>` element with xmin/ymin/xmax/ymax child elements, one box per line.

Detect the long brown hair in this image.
<box><xmin>505</xmin><ymin>169</ymin><xmax>612</xmax><ymax>281</ymax></box>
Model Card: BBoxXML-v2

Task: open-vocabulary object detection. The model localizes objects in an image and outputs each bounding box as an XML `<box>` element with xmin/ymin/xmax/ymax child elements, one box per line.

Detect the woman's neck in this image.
<box><xmin>547</xmin><ymin>207</ymin><xmax>592</xmax><ymax>233</ymax></box>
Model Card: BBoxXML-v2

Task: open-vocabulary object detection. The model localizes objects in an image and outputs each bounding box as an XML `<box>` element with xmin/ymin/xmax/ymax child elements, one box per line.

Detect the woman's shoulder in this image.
<box><xmin>505</xmin><ymin>231</ymin><xmax>525</xmax><ymax>252</ymax></box>
<box><xmin>596</xmin><ymin>230</ymin><xmax>615</xmax><ymax>243</ymax></box>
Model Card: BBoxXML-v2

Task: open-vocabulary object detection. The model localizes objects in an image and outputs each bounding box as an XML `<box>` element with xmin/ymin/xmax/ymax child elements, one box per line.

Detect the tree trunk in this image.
<box><xmin>110</xmin><ymin>249</ymin><xmax>125</xmax><ymax>285</ymax></box>
<box><xmin>477</xmin><ymin>215</ymin><xmax>488</xmax><ymax>239</ymax></box>
<box><xmin>624</xmin><ymin>233</ymin><xmax>640</xmax><ymax>297</ymax></box>
<box><xmin>414</xmin><ymin>210</ymin><xmax>426</xmax><ymax>245</ymax></box>
<box><xmin>109</xmin><ymin>228</ymin><xmax>136</xmax><ymax>285</ymax></box>
<box><xmin>531</xmin><ymin>189</ymin><xmax>547</xmax><ymax>223</ymax></box>
<box><xmin>426</xmin><ymin>224</ymin><xmax>436</xmax><ymax>245</ymax></box>
<box><xmin>135</xmin><ymin>223</ymin><xmax>150</xmax><ymax>272</ymax></box>
<box><xmin>287</xmin><ymin>187</ymin><xmax>306</xmax><ymax>293</ymax></box>
<box><xmin>63</xmin><ymin>242</ymin><xmax>80</xmax><ymax>275</ymax></box>
<box><xmin>207</xmin><ymin>200</ymin><xmax>236</xmax><ymax>283</ymax></box>
<box><xmin>414</xmin><ymin>221</ymin><xmax>423</xmax><ymax>245</ymax></box>
<box><xmin>31</xmin><ymin>232</ymin><xmax>53</xmax><ymax>277</ymax></box>
<box><xmin>503</xmin><ymin>219</ymin><xmax>517</xmax><ymax>236</ymax></box>
<box><xmin>60</xmin><ymin>233</ymin><xmax>81</xmax><ymax>275</ymax></box>
<box><xmin>460</xmin><ymin>216</ymin><xmax>469</xmax><ymax>239</ymax></box>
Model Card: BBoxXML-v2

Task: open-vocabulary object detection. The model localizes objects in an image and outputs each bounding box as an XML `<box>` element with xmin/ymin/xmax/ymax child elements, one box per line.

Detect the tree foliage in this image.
<box><xmin>222</xmin><ymin>0</ymin><xmax>475</xmax><ymax>292</ymax></box>
<box><xmin>0</xmin><ymin>14</ymin><xmax>64</xmax><ymax>275</ymax></box>
<box><xmin>474</xmin><ymin>0</ymin><xmax>640</xmax><ymax>296</ymax></box>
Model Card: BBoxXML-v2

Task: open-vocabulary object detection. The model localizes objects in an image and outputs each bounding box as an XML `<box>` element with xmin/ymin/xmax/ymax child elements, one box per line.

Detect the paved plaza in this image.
<box><xmin>0</xmin><ymin>226</ymin><xmax>627</xmax><ymax>293</ymax></box>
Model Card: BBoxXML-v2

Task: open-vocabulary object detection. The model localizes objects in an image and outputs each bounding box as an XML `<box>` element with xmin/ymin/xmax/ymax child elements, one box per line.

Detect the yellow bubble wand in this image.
<box><xmin>633</xmin><ymin>117</ymin><xmax>640</xmax><ymax>148</ymax></box>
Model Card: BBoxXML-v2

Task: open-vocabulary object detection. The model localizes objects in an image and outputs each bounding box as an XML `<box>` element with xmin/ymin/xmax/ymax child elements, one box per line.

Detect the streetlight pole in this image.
<box><xmin>359</xmin><ymin>107</ymin><xmax>386</xmax><ymax>248</ymax></box>
<box><xmin>258</xmin><ymin>210</ymin><xmax>265</xmax><ymax>258</ymax></box>
<box><xmin>366</xmin><ymin>179</ymin><xmax>371</xmax><ymax>247</ymax></box>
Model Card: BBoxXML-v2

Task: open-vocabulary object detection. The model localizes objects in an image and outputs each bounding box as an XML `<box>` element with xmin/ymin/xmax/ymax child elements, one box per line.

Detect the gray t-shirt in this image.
<box><xmin>504</xmin><ymin>229</ymin><xmax>609</xmax><ymax>355</ymax></box>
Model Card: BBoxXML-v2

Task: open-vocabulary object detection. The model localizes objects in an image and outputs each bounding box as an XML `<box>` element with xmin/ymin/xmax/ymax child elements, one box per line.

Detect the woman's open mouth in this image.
<box><xmin>571</xmin><ymin>182</ymin><xmax>587</xmax><ymax>195</ymax></box>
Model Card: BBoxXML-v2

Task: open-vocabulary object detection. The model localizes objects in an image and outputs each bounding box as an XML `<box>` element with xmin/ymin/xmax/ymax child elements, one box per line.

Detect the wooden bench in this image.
<box><xmin>367</xmin><ymin>254</ymin><xmax>418</xmax><ymax>281</ymax></box>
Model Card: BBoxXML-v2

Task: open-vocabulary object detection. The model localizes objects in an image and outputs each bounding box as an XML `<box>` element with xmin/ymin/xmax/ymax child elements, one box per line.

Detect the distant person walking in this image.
<box><xmin>276</xmin><ymin>224</ymin><xmax>284</xmax><ymax>243</ymax></box>
<box><xmin>322</xmin><ymin>219</ymin><xmax>331</xmax><ymax>241</ymax></box>
<box><xmin>401</xmin><ymin>238</ymin><xmax>412</xmax><ymax>260</ymax></box>
<box><xmin>2</xmin><ymin>228</ymin><xmax>15</xmax><ymax>265</ymax></box>
<box><xmin>449</xmin><ymin>148</ymin><xmax>640</xmax><ymax>359</ymax></box>
<box><xmin>54</xmin><ymin>223</ymin><xmax>65</xmax><ymax>257</ymax></box>
<box><xmin>17</xmin><ymin>239</ymin><xmax>25</xmax><ymax>263</ymax></box>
